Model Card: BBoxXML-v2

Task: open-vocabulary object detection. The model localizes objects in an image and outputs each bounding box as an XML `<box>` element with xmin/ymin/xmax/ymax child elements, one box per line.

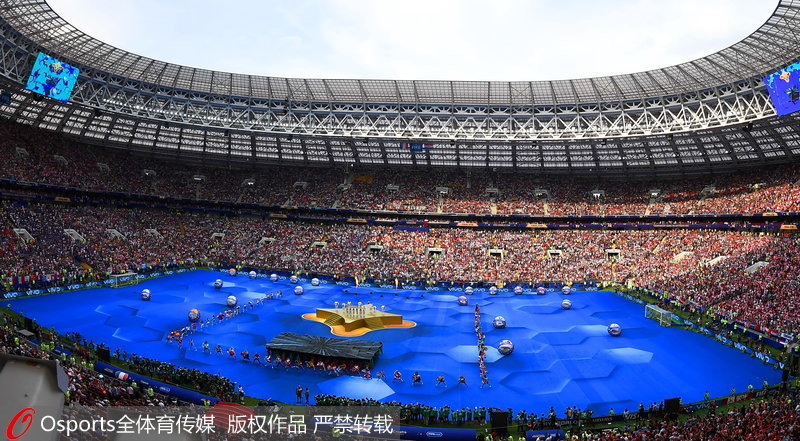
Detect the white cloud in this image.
<box><xmin>47</xmin><ymin>0</ymin><xmax>777</xmax><ymax>81</ymax></box>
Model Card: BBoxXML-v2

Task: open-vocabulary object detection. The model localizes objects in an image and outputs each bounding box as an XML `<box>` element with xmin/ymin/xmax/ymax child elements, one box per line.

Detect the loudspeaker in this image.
<box><xmin>23</xmin><ymin>317</ymin><xmax>34</xmax><ymax>331</ymax></box>
<box><xmin>490</xmin><ymin>411</ymin><xmax>509</xmax><ymax>437</ymax></box>
<box><xmin>664</xmin><ymin>397</ymin><xmax>681</xmax><ymax>413</ymax></box>
<box><xmin>96</xmin><ymin>347</ymin><xmax>110</xmax><ymax>362</ymax></box>
<box><xmin>782</xmin><ymin>368</ymin><xmax>790</xmax><ymax>382</ymax></box>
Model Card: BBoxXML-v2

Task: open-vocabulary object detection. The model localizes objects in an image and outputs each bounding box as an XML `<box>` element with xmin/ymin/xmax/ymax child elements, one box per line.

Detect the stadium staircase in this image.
<box><xmin>543</xmin><ymin>201</ymin><xmax>550</xmax><ymax>215</ymax></box>
<box><xmin>178</xmin><ymin>219</ymin><xmax>186</xmax><ymax>235</ymax></box>
<box><xmin>652</xmin><ymin>235</ymin><xmax>669</xmax><ymax>254</ymax></box>
<box><xmin>707</xmin><ymin>290</ymin><xmax>747</xmax><ymax>308</ymax></box>
<box><xmin>72</xmin><ymin>254</ymin><xmax>95</xmax><ymax>273</ymax></box>
<box><xmin>489</xmin><ymin>200</ymin><xmax>497</xmax><ymax>214</ymax></box>
<box><xmin>744</xmin><ymin>261</ymin><xmax>769</xmax><ymax>274</ymax></box>
<box><xmin>645</xmin><ymin>198</ymin><xmax>656</xmax><ymax>215</ymax></box>
<box><xmin>323</xmin><ymin>315</ymin><xmax>342</xmax><ymax>326</ymax></box>
<box><xmin>362</xmin><ymin>317</ymin><xmax>385</xmax><ymax>330</ymax></box>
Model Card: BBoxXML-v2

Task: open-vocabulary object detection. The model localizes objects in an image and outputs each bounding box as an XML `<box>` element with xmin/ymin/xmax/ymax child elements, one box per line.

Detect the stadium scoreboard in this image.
<box><xmin>25</xmin><ymin>52</ymin><xmax>79</xmax><ymax>102</ymax></box>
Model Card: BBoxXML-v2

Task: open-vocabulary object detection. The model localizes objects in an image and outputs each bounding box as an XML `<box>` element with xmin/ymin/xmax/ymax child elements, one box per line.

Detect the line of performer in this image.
<box><xmin>474</xmin><ymin>304</ymin><xmax>491</xmax><ymax>388</ymax></box>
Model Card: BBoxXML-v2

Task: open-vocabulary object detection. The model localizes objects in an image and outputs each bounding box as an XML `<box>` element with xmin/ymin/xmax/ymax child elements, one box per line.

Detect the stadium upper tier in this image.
<box><xmin>0</xmin><ymin>1</ymin><xmax>799</xmax><ymax>172</ymax></box>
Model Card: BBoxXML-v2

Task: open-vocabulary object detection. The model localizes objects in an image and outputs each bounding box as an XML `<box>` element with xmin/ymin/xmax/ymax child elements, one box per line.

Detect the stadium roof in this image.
<box><xmin>0</xmin><ymin>0</ymin><xmax>799</xmax><ymax>174</ymax></box>
<box><xmin>4</xmin><ymin>0</ymin><xmax>797</xmax><ymax>104</ymax></box>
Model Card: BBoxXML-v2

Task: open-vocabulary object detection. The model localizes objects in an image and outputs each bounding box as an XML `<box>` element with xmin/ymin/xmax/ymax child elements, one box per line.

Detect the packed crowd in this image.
<box><xmin>2</xmin><ymin>120</ymin><xmax>800</xmax><ymax>216</ymax></box>
<box><xmin>575</xmin><ymin>392</ymin><xmax>799</xmax><ymax>441</ymax></box>
<box><xmin>0</xmin><ymin>315</ymin><xmax>195</xmax><ymax>407</ymax></box>
<box><xmin>2</xmin><ymin>200</ymin><xmax>799</xmax><ymax>333</ymax></box>
<box><xmin>314</xmin><ymin>390</ymin><xmax>800</xmax><ymax>441</ymax></box>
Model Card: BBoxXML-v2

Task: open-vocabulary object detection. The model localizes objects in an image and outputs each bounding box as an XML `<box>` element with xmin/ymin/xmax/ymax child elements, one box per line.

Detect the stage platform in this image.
<box><xmin>302</xmin><ymin>307</ymin><xmax>416</xmax><ymax>337</ymax></box>
<box><xmin>266</xmin><ymin>332</ymin><xmax>382</xmax><ymax>363</ymax></box>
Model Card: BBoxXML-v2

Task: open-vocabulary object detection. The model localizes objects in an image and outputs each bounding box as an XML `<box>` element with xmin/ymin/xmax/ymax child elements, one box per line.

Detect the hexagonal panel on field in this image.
<box><xmin>95</xmin><ymin>304</ymin><xmax>138</xmax><ymax>317</ymax></box>
<box><xmin>104</xmin><ymin>314</ymin><xmax>148</xmax><ymax>328</ymax></box>
<box><xmin>112</xmin><ymin>326</ymin><xmax>164</xmax><ymax>343</ymax></box>
<box><xmin>386</xmin><ymin>302</ymin><xmax>429</xmax><ymax>312</ymax></box>
<box><xmin>535</xmin><ymin>327</ymin><xmax>593</xmax><ymax>346</ymax></box>
<box><xmin>501</xmin><ymin>371</ymin><xmax>571</xmax><ymax>395</ymax></box>
<box><xmin>591</xmin><ymin>311</ymin><xmax>631</xmax><ymax>320</ymax></box>
<box><xmin>445</xmin><ymin>345</ymin><xmax>503</xmax><ymax>363</ymax></box>
<box><xmin>517</xmin><ymin>304</ymin><xmax>563</xmax><ymax>315</ymax></box>
<box><xmin>595</xmin><ymin>347</ymin><xmax>654</xmax><ymax>364</ymax></box>
<box><xmin>557</xmin><ymin>358</ymin><xmax>618</xmax><ymax>380</ymax></box>
<box><xmin>317</xmin><ymin>376</ymin><xmax>396</xmax><ymax>401</ymax></box>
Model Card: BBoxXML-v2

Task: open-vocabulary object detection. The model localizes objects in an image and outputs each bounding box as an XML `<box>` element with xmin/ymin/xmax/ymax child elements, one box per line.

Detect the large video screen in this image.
<box><xmin>25</xmin><ymin>52</ymin><xmax>80</xmax><ymax>102</ymax></box>
<box><xmin>763</xmin><ymin>61</ymin><xmax>800</xmax><ymax>116</ymax></box>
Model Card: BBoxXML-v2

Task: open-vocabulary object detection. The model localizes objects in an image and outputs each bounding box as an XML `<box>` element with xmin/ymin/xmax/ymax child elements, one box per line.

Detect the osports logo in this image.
<box><xmin>6</xmin><ymin>408</ymin><xmax>36</xmax><ymax>439</ymax></box>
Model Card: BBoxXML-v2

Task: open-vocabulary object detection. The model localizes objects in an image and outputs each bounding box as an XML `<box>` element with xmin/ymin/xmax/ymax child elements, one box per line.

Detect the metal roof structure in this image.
<box><xmin>0</xmin><ymin>0</ymin><xmax>798</xmax><ymax>173</ymax></box>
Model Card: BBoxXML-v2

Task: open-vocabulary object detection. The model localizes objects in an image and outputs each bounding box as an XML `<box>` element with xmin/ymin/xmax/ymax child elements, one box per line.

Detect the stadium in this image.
<box><xmin>0</xmin><ymin>1</ymin><xmax>798</xmax><ymax>440</ymax></box>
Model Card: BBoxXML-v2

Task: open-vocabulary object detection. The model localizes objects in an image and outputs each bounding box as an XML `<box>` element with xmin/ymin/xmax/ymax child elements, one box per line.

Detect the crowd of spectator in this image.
<box><xmin>315</xmin><ymin>390</ymin><xmax>800</xmax><ymax>441</ymax></box>
<box><xmin>2</xmin><ymin>199</ymin><xmax>799</xmax><ymax>334</ymax></box>
<box><xmin>2</xmin><ymin>120</ymin><xmax>800</xmax><ymax>216</ymax></box>
<box><xmin>0</xmin><ymin>314</ymin><xmax>195</xmax><ymax>407</ymax></box>
<box><xmin>575</xmin><ymin>393</ymin><xmax>799</xmax><ymax>441</ymax></box>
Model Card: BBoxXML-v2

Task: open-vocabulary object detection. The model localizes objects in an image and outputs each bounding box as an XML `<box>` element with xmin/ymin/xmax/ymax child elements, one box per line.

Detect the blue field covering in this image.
<box><xmin>6</xmin><ymin>269</ymin><xmax>781</xmax><ymax>415</ymax></box>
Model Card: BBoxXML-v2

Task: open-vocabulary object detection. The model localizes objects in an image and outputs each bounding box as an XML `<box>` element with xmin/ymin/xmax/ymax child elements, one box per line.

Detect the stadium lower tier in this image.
<box><xmin>5</xmin><ymin>270</ymin><xmax>782</xmax><ymax>415</ymax></box>
<box><xmin>2</xmin><ymin>200</ymin><xmax>800</xmax><ymax>335</ymax></box>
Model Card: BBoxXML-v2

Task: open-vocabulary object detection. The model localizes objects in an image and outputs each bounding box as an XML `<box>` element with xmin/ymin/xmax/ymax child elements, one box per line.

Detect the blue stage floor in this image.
<box><xmin>7</xmin><ymin>270</ymin><xmax>781</xmax><ymax>415</ymax></box>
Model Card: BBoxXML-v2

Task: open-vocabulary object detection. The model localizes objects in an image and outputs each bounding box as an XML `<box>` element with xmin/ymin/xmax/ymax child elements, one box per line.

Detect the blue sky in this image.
<box><xmin>49</xmin><ymin>0</ymin><xmax>776</xmax><ymax>81</ymax></box>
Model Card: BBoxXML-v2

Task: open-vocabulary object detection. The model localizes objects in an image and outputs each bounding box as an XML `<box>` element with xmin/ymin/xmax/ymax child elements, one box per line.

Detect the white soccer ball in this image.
<box><xmin>270</xmin><ymin>274</ymin><xmax>278</xmax><ymax>282</ymax></box>
<box><xmin>228</xmin><ymin>268</ymin><xmax>237</xmax><ymax>276</ymax></box>
<box><xmin>290</xmin><ymin>275</ymin><xmax>299</xmax><ymax>284</ymax></box>
<box><xmin>465</xmin><ymin>286</ymin><xmax>475</xmax><ymax>295</ymax></box>
<box><xmin>141</xmin><ymin>289</ymin><xmax>151</xmax><ymax>301</ymax></box>
<box><xmin>513</xmin><ymin>285</ymin><xmax>523</xmax><ymax>295</ymax></box>
<box><xmin>213</xmin><ymin>279</ymin><xmax>223</xmax><ymax>289</ymax></box>
<box><xmin>294</xmin><ymin>285</ymin><xmax>304</xmax><ymax>295</ymax></box>
<box><xmin>249</xmin><ymin>271</ymin><xmax>257</xmax><ymax>279</ymax></box>
<box><xmin>311</xmin><ymin>278</ymin><xmax>320</xmax><ymax>286</ymax></box>
<box><xmin>562</xmin><ymin>286</ymin><xmax>572</xmax><ymax>295</ymax></box>
<box><xmin>608</xmin><ymin>323</ymin><xmax>622</xmax><ymax>337</ymax></box>
<box><xmin>561</xmin><ymin>299</ymin><xmax>572</xmax><ymax>310</ymax></box>
<box><xmin>489</xmin><ymin>286</ymin><xmax>498</xmax><ymax>295</ymax></box>
<box><xmin>226</xmin><ymin>295</ymin><xmax>238</xmax><ymax>307</ymax></box>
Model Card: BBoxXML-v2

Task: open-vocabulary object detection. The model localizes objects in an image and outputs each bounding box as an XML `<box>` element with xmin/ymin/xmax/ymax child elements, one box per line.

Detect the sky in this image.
<box><xmin>48</xmin><ymin>0</ymin><xmax>777</xmax><ymax>81</ymax></box>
